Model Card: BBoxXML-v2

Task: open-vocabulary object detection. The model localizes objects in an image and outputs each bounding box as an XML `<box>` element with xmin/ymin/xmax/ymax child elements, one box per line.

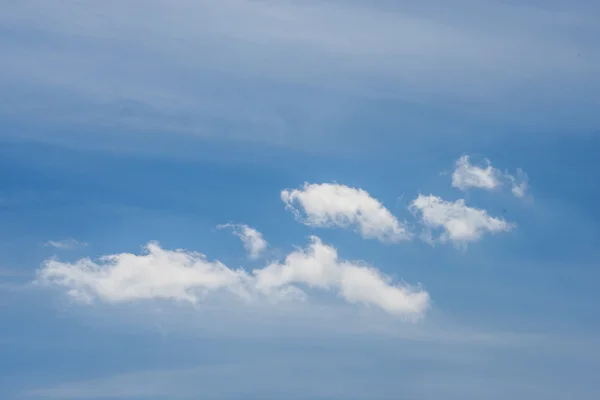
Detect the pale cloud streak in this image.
<box><xmin>281</xmin><ymin>183</ymin><xmax>410</xmax><ymax>243</ymax></box>
<box><xmin>508</xmin><ymin>169</ymin><xmax>529</xmax><ymax>199</ymax></box>
<box><xmin>36</xmin><ymin>238</ymin><xmax>429</xmax><ymax>317</ymax></box>
<box><xmin>2</xmin><ymin>0</ymin><xmax>598</xmax><ymax>154</ymax></box>
<box><xmin>217</xmin><ymin>223</ymin><xmax>267</xmax><ymax>259</ymax></box>
<box><xmin>409</xmin><ymin>194</ymin><xmax>513</xmax><ymax>245</ymax></box>
<box><xmin>44</xmin><ymin>239</ymin><xmax>87</xmax><ymax>250</ymax></box>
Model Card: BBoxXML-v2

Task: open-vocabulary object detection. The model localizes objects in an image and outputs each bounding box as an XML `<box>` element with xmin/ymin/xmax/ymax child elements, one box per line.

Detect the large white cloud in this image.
<box><xmin>37</xmin><ymin>238</ymin><xmax>429</xmax><ymax>317</ymax></box>
<box><xmin>281</xmin><ymin>183</ymin><xmax>410</xmax><ymax>243</ymax></box>
<box><xmin>451</xmin><ymin>155</ymin><xmax>529</xmax><ymax>198</ymax></box>
<box><xmin>409</xmin><ymin>194</ymin><xmax>514</xmax><ymax>245</ymax></box>
<box><xmin>217</xmin><ymin>223</ymin><xmax>268</xmax><ymax>259</ymax></box>
<box><xmin>37</xmin><ymin>242</ymin><xmax>251</xmax><ymax>304</ymax></box>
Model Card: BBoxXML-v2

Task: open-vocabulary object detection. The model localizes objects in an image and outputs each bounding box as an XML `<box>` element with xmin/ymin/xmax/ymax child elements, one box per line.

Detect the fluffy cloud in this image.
<box><xmin>281</xmin><ymin>183</ymin><xmax>410</xmax><ymax>243</ymax></box>
<box><xmin>37</xmin><ymin>238</ymin><xmax>429</xmax><ymax>317</ymax></box>
<box><xmin>217</xmin><ymin>223</ymin><xmax>268</xmax><ymax>259</ymax></box>
<box><xmin>44</xmin><ymin>239</ymin><xmax>87</xmax><ymax>250</ymax></box>
<box><xmin>254</xmin><ymin>236</ymin><xmax>429</xmax><ymax>316</ymax></box>
<box><xmin>37</xmin><ymin>242</ymin><xmax>251</xmax><ymax>304</ymax></box>
<box><xmin>409</xmin><ymin>195</ymin><xmax>514</xmax><ymax>245</ymax></box>
<box><xmin>451</xmin><ymin>155</ymin><xmax>501</xmax><ymax>191</ymax></box>
<box><xmin>451</xmin><ymin>155</ymin><xmax>529</xmax><ymax>198</ymax></box>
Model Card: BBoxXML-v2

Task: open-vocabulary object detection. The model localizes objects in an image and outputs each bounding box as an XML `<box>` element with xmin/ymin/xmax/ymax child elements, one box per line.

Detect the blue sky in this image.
<box><xmin>1</xmin><ymin>1</ymin><xmax>600</xmax><ymax>399</ymax></box>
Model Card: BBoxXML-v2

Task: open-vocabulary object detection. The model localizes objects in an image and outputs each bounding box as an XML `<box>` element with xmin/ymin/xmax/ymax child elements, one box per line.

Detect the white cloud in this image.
<box><xmin>254</xmin><ymin>236</ymin><xmax>429</xmax><ymax>316</ymax></box>
<box><xmin>409</xmin><ymin>194</ymin><xmax>514</xmax><ymax>245</ymax></box>
<box><xmin>37</xmin><ymin>242</ymin><xmax>251</xmax><ymax>304</ymax></box>
<box><xmin>451</xmin><ymin>155</ymin><xmax>529</xmax><ymax>198</ymax></box>
<box><xmin>44</xmin><ymin>239</ymin><xmax>87</xmax><ymax>250</ymax></box>
<box><xmin>37</xmin><ymin>238</ymin><xmax>428</xmax><ymax>317</ymax></box>
<box><xmin>281</xmin><ymin>183</ymin><xmax>410</xmax><ymax>243</ymax></box>
<box><xmin>451</xmin><ymin>155</ymin><xmax>501</xmax><ymax>191</ymax></box>
<box><xmin>217</xmin><ymin>223</ymin><xmax>267</xmax><ymax>259</ymax></box>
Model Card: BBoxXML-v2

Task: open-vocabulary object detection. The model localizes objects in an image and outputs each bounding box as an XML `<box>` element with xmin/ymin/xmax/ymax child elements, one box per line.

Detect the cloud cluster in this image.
<box><xmin>281</xmin><ymin>173</ymin><xmax>516</xmax><ymax>246</ymax></box>
<box><xmin>37</xmin><ymin>238</ymin><xmax>429</xmax><ymax>317</ymax></box>
<box><xmin>281</xmin><ymin>183</ymin><xmax>410</xmax><ymax>243</ymax></box>
<box><xmin>38</xmin><ymin>154</ymin><xmax>526</xmax><ymax>318</ymax></box>
<box><xmin>217</xmin><ymin>223</ymin><xmax>267</xmax><ymax>259</ymax></box>
<box><xmin>451</xmin><ymin>155</ymin><xmax>529</xmax><ymax>198</ymax></box>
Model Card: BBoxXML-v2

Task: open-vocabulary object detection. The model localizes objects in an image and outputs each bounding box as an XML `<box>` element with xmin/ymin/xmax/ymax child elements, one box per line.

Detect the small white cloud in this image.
<box><xmin>451</xmin><ymin>155</ymin><xmax>529</xmax><ymax>199</ymax></box>
<box><xmin>44</xmin><ymin>239</ymin><xmax>87</xmax><ymax>250</ymax></box>
<box><xmin>281</xmin><ymin>183</ymin><xmax>410</xmax><ymax>243</ymax></box>
<box><xmin>217</xmin><ymin>223</ymin><xmax>268</xmax><ymax>259</ymax></box>
<box><xmin>36</xmin><ymin>238</ymin><xmax>428</xmax><ymax>317</ymax></box>
<box><xmin>451</xmin><ymin>155</ymin><xmax>501</xmax><ymax>191</ymax></box>
<box><xmin>409</xmin><ymin>194</ymin><xmax>514</xmax><ymax>245</ymax></box>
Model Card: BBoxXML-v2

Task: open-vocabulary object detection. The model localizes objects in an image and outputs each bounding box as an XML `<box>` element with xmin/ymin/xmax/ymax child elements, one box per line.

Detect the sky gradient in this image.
<box><xmin>1</xmin><ymin>1</ymin><xmax>600</xmax><ymax>399</ymax></box>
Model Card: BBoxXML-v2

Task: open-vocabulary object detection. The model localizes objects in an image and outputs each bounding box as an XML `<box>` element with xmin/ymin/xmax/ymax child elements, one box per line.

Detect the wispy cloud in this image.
<box><xmin>24</xmin><ymin>328</ymin><xmax>587</xmax><ymax>400</ymax></box>
<box><xmin>44</xmin><ymin>239</ymin><xmax>87</xmax><ymax>250</ymax></box>
<box><xmin>282</xmin><ymin>183</ymin><xmax>411</xmax><ymax>243</ymax></box>
<box><xmin>507</xmin><ymin>168</ymin><xmax>529</xmax><ymax>199</ymax></box>
<box><xmin>217</xmin><ymin>223</ymin><xmax>268</xmax><ymax>259</ymax></box>
<box><xmin>1</xmin><ymin>0</ymin><xmax>598</xmax><ymax>152</ymax></box>
<box><xmin>409</xmin><ymin>194</ymin><xmax>514</xmax><ymax>245</ymax></box>
<box><xmin>36</xmin><ymin>237</ymin><xmax>429</xmax><ymax>317</ymax></box>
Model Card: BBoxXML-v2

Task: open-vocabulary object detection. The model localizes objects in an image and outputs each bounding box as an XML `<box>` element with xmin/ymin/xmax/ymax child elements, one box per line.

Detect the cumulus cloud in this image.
<box><xmin>37</xmin><ymin>242</ymin><xmax>251</xmax><ymax>304</ymax></box>
<box><xmin>409</xmin><ymin>194</ymin><xmax>514</xmax><ymax>245</ymax></box>
<box><xmin>451</xmin><ymin>155</ymin><xmax>529</xmax><ymax>198</ymax></box>
<box><xmin>281</xmin><ymin>183</ymin><xmax>410</xmax><ymax>243</ymax></box>
<box><xmin>254</xmin><ymin>236</ymin><xmax>429</xmax><ymax>316</ymax></box>
<box><xmin>451</xmin><ymin>155</ymin><xmax>502</xmax><ymax>191</ymax></box>
<box><xmin>44</xmin><ymin>239</ymin><xmax>87</xmax><ymax>250</ymax></box>
<box><xmin>36</xmin><ymin>238</ymin><xmax>428</xmax><ymax>317</ymax></box>
<box><xmin>217</xmin><ymin>223</ymin><xmax>268</xmax><ymax>259</ymax></box>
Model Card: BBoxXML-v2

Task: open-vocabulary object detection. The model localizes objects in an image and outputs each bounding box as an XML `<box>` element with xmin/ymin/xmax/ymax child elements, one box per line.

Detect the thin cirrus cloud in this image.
<box><xmin>36</xmin><ymin>237</ymin><xmax>429</xmax><ymax>317</ymax></box>
<box><xmin>451</xmin><ymin>155</ymin><xmax>529</xmax><ymax>198</ymax></box>
<box><xmin>281</xmin><ymin>183</ymin><xmax>411</xmax><ymax>243</ymax></box>
<box><xmin>409</xmin><ymin>194</ymin><xmax>514</xmax><ymax>245</ymax></box>
<box><xmin>217</xmin><ymin>223</ymin><xmax>268</xmax><ymax>259</ymax></box>
<box><xmin>3</xmin><ymin>0</ymin><xmax>598</xmax><ymax>140</ymax></box>
<box><xmin>44</xmin><ymin>239</ymin><xmax>87</xmax><ymax>250</ymax></box>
